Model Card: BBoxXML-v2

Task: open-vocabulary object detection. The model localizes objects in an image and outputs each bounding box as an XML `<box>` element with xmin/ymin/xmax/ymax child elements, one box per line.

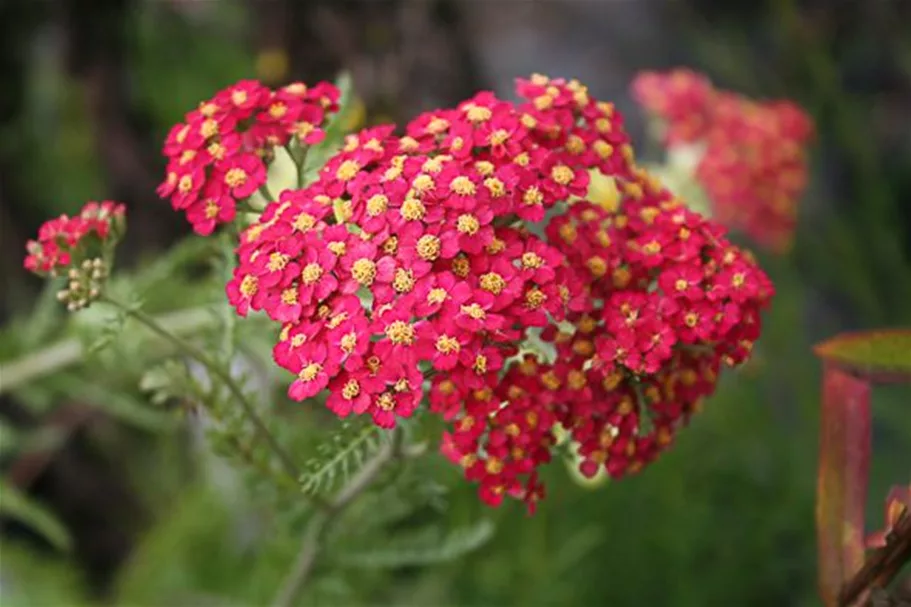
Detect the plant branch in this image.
<box><xmin>840</xmin><ymin>513</ymin><xmax>911</xmax><ymax>606</ymax></box>
<box><xmin>0</xmin><ymin>306</ymin><xmax>217</xmax><ymax>395</ymax></box>
<box><xmin>99</xmin><ymin>295</ymin><xmax>304</xmax><ymax>487</ymax></box>
<box><xmin>271</xmin><ymin>431</ymin><xmax>402</xmax><ymax>607</ymax></box>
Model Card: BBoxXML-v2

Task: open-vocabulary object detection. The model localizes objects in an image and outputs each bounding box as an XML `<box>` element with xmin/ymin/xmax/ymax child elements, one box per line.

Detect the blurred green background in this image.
<box><xmin>1</xmin><ymin>0</ymin><xmax>909</xmax><ymax>605</ymax></box>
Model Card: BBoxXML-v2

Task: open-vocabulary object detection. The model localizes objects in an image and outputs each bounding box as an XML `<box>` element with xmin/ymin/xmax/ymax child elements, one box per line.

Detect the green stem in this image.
<box><xmin>259</xmin><ymin>184</ymin><xmax>276</xmax><ymax>203</ymax></box>
<box><xmin>271</xmin><ymin>430</ymin><xmax>404</xmax><ymax>607</ymax></box>
<box><xmin>100</xmin><ymin>294</ymin><xmax>302</xmax><ymax>485</ymax></box>
<box><xmin>0</xmin><ymin>306</ymin><xmax>217</xmax><ymax>395</ymax></box>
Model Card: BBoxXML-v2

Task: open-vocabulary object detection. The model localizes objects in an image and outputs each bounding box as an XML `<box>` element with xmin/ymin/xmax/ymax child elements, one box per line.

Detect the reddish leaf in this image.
<box><xmin>816</xmin><ymin>364</ymin><xmax>872</xmax><ymax>606</ymax></box>
<box><xmin>814</xmin><ymin>330</ymin><xmax>911</xmax><ymax>384</ymax></box>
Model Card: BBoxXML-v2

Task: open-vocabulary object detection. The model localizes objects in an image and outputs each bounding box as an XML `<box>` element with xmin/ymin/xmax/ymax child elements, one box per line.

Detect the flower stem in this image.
<box><xmin>271</xmin><ymin>430</ymin><xmax>403</xmax><ymax>607</ymax></box>
<box><xmin>259</xmin><ymin>184</ymin><xmax>276</xmax><ymax>203</ymax></box>
<box><xmin>100</xmin><ymin>294</ymin><xmax>302</xmax><ymax>484</ymax></box>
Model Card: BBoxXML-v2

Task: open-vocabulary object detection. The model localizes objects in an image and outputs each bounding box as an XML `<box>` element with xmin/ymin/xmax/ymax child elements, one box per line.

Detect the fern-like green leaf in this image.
<box><xmin>299</xmin><ymin>421</ymin><xmax>389</xmax><ymax>496</ymax></box>
<box><xmin>0</xmin><ymin>478</ymin><xmax>72</xmax><ymax>551</ymax></box>
<box><xmin>332</xmin><ymin>519</ymin><xmax>495</xmax><ymax>569</ymax></box>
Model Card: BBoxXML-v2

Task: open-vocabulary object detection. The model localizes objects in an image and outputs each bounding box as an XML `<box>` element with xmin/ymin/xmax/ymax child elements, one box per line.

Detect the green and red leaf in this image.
<box><xmin>814</xmin><ymin>329</ymin><xmax>911</xmax><ymax>383</ymax></box>
<box><xmin>816</xmin><ymin>365</ymin><xmax>872</xmax><ymax>606</ymax></box>
<box><xmin>866</xmin><ymin>484</ymin><xmax>911</xmax><ymax>549</ymax></box>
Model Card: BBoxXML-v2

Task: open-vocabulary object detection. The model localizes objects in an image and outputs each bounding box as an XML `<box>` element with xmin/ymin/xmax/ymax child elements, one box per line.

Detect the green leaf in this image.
<box><xmin>299</xmin><ymin>420</ymin><xmax>389</xmax><ymax>497</ymax></box>
<box><xmin>139</xmin><ymin>360</ymin><xmax>198</xmax><ymax>408</ymax></box>
<box><xmin>0</xmin><ymin>478</ymin><xmax>72</xmax><ymax>551</ymax></box>
<box><xmin>0</xmin><ymin>419</ymin><xmax>20</xmax><ymax>458</ymax></box>
<box><xmin>814</xmin><ymin>329</ymin><xmax>911</xmax><ymax>382</ymax></box>
<box><xmin>333</xmin><ymin>519</ymin><xmax>495</xmax><ymax>569</ymax></box>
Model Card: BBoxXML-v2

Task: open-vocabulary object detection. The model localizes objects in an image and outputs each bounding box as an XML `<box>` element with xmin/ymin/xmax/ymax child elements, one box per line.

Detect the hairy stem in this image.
<box><xmin>0</xmin><ymin>306</ymin><xmax>216</xmax><ymax>395</ymax></box>
<box><xmin>272</xmin><ymin>431</ymin><xmax>402</xmax><ymax>607</ymax></box>
<box><xmin>100</xmin><ymin>295</ymin><xmax>303</xmax><ymax>486</ymax></box>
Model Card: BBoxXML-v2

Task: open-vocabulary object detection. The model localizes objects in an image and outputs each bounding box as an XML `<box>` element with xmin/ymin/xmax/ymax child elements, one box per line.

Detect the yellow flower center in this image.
<box><xmin>522</xmin><ymin>186</ymin><xmax>544</xmax><ymax>206</ymax></box>
<box><xmin>301</xmin><ymin>263</ymin><xmax>322</xmax><ymax>284</ymax></box>
<box><xmin>489</xmin><ymin>129</ymin><xmax>509</xmax><ymax>145</ymax></box>
<box><xmin>456</xmin><ymin>214</ymin><xmax>480</xmax><ymax>235</ymax></box>
<box><xmin>268</xmin><ymin>253</ymin><xmax>290</xmax><ymax>272</ymax></box>
<box><xmin>231</xmin><ymin>90</ymin><xmax>248</xmax><ymax>106</ymax></box>
<box><xmin>385</xmin><ymin>320</ymin><xmax>415</xmax><ymax>345</ymax></box>
<box><xmin>269</xmin><ymin>102</ymin><xmax>287</xmax><ymax>119</ymax></box>
<box><xmin>566</xmin><ymin>135</ymin><xmax>585</xmax><ymax>154</ymax></box>
<box><xmin>339</xmin><ymin>332</ymin><xmax>357</xmax><ymax>353</ymax></box>
<box><xmin>474</xmin><ymin>161</ymin><xmax>494</xmax><ymax>176</ymax></box>
<box><xmin>335</xmin><ymin>160</ymin><xmax>361</xmax><ymax>181</ymax></box>
<box><xmin>393</xmin><ymin>268</ymin><xmax>415</xmax><ymax>293</ymax></box>
<box><xmin>427</xmin><ymin>117</ymin><xmax>449</xmax><ymax>134</ymax></box>
<box><xmin>521</xmin><ymin>252</ymin><xmax>543</xmax><ymax>269</ymax></box>
<box><xmin>400</xmin><ymin>198</ymin><xmax>426</xmax><ymax>221</ymax></box>
<box><xmin>382</xmin><ymin>236</ymin><xmax>398</xmax><ymax>255</ymax></box>
<box><xmin>586</xmin><ymin>256</ymin><xmax>608</xmax><ymax>278</ymax></box>
<box><xmin>461</xmin><ymin>303</ymin><xmax>486</xmax><ymax>320</ymax></box>
<box><xmin>327</xmin><ymin>241</ymin><xmax>346</xmax><ymax>256</ymax></box>
<box><xmin>479</xmin><ymin>272</ymin><xmax>506</xmax><ymax>295</ymax></box>
<box><xmin>525</xmin><ymin>288</ymin><xmax>546</xmax><ymax>308</ymax></box>
<box><xmin>292</xmin><ymin>213</ymin><xmax>316</xmax><ymax>232</ymax></box>
<box><xmin>473</xmin><ymin>354</ymin><xmax>488</xmax><ymax>374</ymax></box>
<box><xmin>449</xmin><ymin>176</ymin><xmax>476</xmax><ymax>196</ymax></box>
<box><xmin>412</xmin><ymin>174</ymin><xmax>434</xmax><ymax>194</ymax></box>
<box><xmin>204</xmin><ymin>201</ymin><xmax>220</xmax><ymax>219</ymax></box>
<box><xmin>178</xmin><ymin>175</ymin><xmax>194</xmax><ymax>193</ymax></box>
<box><xmin>675</xmin><ymin>279</ymin><xmax>688</xmax><ymax>291</ymax></box>
<box><xmin>342</xmin><ymin>379</ymin><xmax>360</xmax><ymax>399</ymax></box>
<box><xmin>366</xmin><ymin>194</ymin><xmax>388</xmax><ymax>216</ymax></box>
<box><xmin>452</xmin><ymin>255</ymin><xmax>470</xmax><ymax>278</ymax></box>
<box><xmin>239</xmin><ymin>275</ymin><xmax>258</xmax><ymax>297</ymax></box>
<box><xmin>732</xmin><ymin>272</ymin><xmax>745</xmax><ymax>287</ymax></box>
<box><xmin>484</xmin><ymin>177</ymin><xmax>506</xmax><ymax>198</ymax></box>
<box><xmin>427</xmin><ymin>287</ymin><xmax>447</xmax><ymax>304</ymax></box>
<box><xmin>351</xmin><ymin>258</ymin><xmax>377</xmax><ymax>285</ymax></box>
<box><xmin>416</xmin><ymin>234</ymin><xmax>441</xmax><ymax>261</ymax></box>
<box><xmin>435</xmin><ymin>335</ymin><xmax>460</xmax><ymax>354</ymax></box>
<box><xmin>224</xmin><ymin>168</ymin><xmax>248</xmax><ymax>189</ymax></box>
<box><xmin>281</xmin><ymin>288</ymin><xmax>298</xmax><ymax>305</ymax></box>
<box><xmin>298</xmin><ymin>362</ymin><xmax>322</xmax><ymax>382</ymax></box>
<box><xmin>551</xmin><ymin>165</ymin><xmax>574</xmax><ymax>185</ymax></box>
<box><xmin>642</xmin><ymin>241</ymin><xmax>662</xmax><ymax>255</ymax></box>
<box><xmin>593</xmin><ymin>140</ymin><xmax>613</xmax><ymax>159</ymax></box>
<box><xmin>465</xmin><ymin>105</ymin><xmax>492</xmax><ymax>122</ymax></box>
<box><xmin>376</xmin><ymin>392</ymin><xmax>396</xmax><ymax>411</ymax></box>
<box><xmin>200</xmin><ymin>119</ymin><xmax>219</xmax><ymax>139</ymax></box>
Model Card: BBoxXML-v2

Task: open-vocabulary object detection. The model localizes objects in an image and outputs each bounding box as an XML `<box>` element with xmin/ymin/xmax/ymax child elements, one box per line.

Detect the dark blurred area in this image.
<box><xmin>1</xmin><ymin>1</ymin><xmax>909</xmax><ymax>605</ymax></box>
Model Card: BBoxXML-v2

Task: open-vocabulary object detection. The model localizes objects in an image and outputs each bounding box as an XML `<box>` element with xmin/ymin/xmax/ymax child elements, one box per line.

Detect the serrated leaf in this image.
<box><xmin>139</xmin><ymin>360</ymin><xmax>198</xmax><ymax>408</ymax></box>
<box><xmin>299</xmin><ymin>421</ymin><xmax>388</xmax><ymax>496</ymax></box>
<box><xmin>814</xmin><ymin>330</ymin><xmax>911</xmax><ymax>382</ymax></box>
<box><xmin>815</xmin><ymin>365</ymin><xmax>871</xmax><ymax>606</ymax></box>
<box><xmin>0</xmin><ymin>478</ymin><xmax>72</xmax><ymax>551</ymax></box>
<box><xmin>333</xmin><ymin>519</ymin><xmax>494</xmax><ymax>569</ymax></box>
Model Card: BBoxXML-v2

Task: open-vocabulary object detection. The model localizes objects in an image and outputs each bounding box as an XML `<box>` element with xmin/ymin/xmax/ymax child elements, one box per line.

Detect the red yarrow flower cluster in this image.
<box><xmin>538</xmin><ymin>167</ymin><xmax>773</xmax><ymax>482</ymax></box>
<box><xmin>631</xmin><ymin>68</ymin><xmax>814</xmax><ymax>253</ymax></box>
<box><xmin>224</xmin><ymin>73</ymin><xmax>773</xmax><ymax>512</ymax></box>
<box><xmin>157</xmin><ymin>79</ymin><xmax>341</xmax><ymax>235</ymax></box>
<box><xmin>24</xmin><ymin>201</ymin><xmax>126</xmax><ymax>277</ymax></box>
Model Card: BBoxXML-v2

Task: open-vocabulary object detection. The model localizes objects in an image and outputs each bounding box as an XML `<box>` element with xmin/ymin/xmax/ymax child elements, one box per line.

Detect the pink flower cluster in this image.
<box><xmin>24</xmin><ymin>201</ymin><xmax>125</xmax><ymax>276</ymax></box>
<box><xmin>156</xmin><ymin>79</ymin><xmax>341</xmax><ymax>235</ymax></box>
<box><xmin>220</xmin><ymin>73</ymin><xmax>773</xmax><ymax>511</ymax></box>
<box><xmin>632</xmin><ymin>68</ymin><xmax>814</xmax><ymax>252</ymax></box>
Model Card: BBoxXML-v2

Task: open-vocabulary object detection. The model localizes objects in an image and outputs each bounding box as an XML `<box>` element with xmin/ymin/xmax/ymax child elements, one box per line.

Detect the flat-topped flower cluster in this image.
<box><xmin>25</xmin><ymin>73</ymin><xmax>776</xmax><ymax>513</ymax></box>
<box><xmin>632</xmin><ymin>69</ymin><xmax>813</xmax><ymax>252</ymax></box>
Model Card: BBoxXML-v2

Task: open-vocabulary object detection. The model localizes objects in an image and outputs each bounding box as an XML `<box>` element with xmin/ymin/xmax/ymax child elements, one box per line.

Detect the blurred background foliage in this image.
<box><xmin>1</xmin><ymin>0</ymin><xmax>909</xmax><ymax>605</ymax></box>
